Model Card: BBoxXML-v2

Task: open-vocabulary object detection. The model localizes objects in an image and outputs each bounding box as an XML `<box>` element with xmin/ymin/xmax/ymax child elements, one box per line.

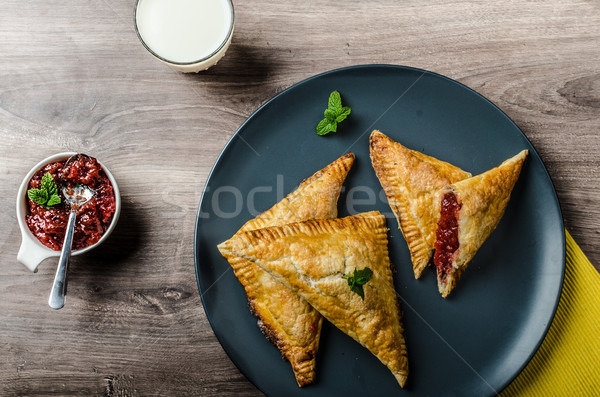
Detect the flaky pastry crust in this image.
<box><xmin>435</xmin><ymin>150</ymin><xmax>528</xmax><ymax>297</ymax></box>
<box><xmin>218</xmin><ymin>212</ymin><xmax>409</xmax><ymax>388</ymax></box>
<box><xmin>370</xmin><ymin>130</ymin><xmax>471</xmax><ymax>278</ymax></box>
<box><xmin>217</xmin><ymin>153</ymin><xmax>354</xmax><ymax>387</ymax></box>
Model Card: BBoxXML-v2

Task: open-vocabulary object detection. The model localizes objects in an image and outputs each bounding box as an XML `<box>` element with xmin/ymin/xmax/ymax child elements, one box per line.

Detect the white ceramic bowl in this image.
<box><xmin>16</xmin><ymin>152</ymin><xmax>121</xmax><ymax>272</ymax></box>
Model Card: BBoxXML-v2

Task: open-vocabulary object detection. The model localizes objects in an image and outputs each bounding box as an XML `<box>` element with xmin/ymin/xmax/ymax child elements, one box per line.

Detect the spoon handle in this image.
<box><xmin>49</xmin><ymin>209</ymin><xmax>77</xmax><ymax>310</ymax></box>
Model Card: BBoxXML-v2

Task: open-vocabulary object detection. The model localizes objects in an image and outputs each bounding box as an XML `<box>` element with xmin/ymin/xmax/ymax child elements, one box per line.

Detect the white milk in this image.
<box><xmin>136</xmin><ymin>0</ymin><xmax>233</xmax><ymax>65</ymax></box>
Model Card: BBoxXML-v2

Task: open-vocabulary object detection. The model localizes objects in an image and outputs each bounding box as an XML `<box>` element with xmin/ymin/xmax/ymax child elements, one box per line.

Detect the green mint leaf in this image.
<box><xmin>47</xmin><ymin>194</ymin><xmax>61</xmax><ymax>207</ymax></box>
<box><xmin>28</xmin><ymin>172</ymin><xmax>61</xmax><ymax>208</ymax></box>
<box><xmin>355</xmin><ymin>267</ymin><xmax>373</xmax><ymax>281</ymax></box>
<box><xmin>48</xmin><ymin>181</ymin><xmax>58</xmax><ymax>196</ymax></box>
<box><xmin>343</xmin><ymin>267</ymin><xmax>373</xmax><ymax>300</ymax></box>
<box><xmin>316</xmin><ymin>90</ymin><xmax>351</xmax><ymax>136</ymax></box>
<box><xmin>41</xmin><ymin>172</ymin><xmax>55</xmax><ymax>194</ymax></box>
<box><xmin>335</xmin><ymin>106</ymin><xmax>351</xmax><ymax>123</ymax></box>
<box><xmin>328</xmin><ymin>90</ymin><xmax>342</xmax><ymax>111</ymax></box>
<box><xmin>42</xmin><ymin>172</ymin><xmax>60</xmax><ymax>206</ymax></box>
<box><xmin>316</xmin><ymin>118</ymin><xmax>337</xmax><ymax>136</ymax></box>
<box><xmin>324</xmin><ymin>108</ymin><xmax>337</xmax><ymax>121</ymax></box>
<box><xmin>351</xmin><ymin>284</ymin><xmax>365</xmax><ymax>300</ymax></box>
<box><xmin>28</xmin><ymin>188</ymin><xmax>48</xmax><ymax>205</ymax></box>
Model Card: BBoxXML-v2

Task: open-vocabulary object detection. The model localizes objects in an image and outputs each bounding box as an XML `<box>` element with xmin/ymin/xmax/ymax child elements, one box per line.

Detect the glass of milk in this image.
<box><xmin>134</xmin><ymin>0</ymin><xmax>234</xmax><ymax>72</ymax></box>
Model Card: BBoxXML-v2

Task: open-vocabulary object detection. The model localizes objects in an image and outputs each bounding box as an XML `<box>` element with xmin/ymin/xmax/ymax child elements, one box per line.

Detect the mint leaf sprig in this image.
<box><xmin>27</xmin><ymin>172</ymin><xmax>61</xmax><ymax>208</ymax></box>
<box><xmin>343</xmin><ymin>267</ymin><xmax>374</xmax><ymax>300</ymax></box>
<box><xmin>316</xmin><ymin>90</ymin><xmax>351</xmax><ymax>136</ymax></box>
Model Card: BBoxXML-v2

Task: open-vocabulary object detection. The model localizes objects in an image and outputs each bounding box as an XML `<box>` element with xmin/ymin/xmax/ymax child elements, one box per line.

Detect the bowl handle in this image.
<box><xmin>18</xmin><ymin>237</ymin><xmax>52</xmax><ymax>272</ymax></box>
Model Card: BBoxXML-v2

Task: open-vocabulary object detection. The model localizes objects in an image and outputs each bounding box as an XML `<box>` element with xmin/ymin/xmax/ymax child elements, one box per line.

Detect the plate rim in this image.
<box><xmin>193</xmin><ymin>63</ymin><xmax>566</xmax><ymax>395</ymax></box>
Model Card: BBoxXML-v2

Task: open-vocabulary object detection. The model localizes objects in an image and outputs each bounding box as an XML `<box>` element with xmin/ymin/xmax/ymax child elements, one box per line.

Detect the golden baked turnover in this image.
<box><xmin>370</xmin><ymin>130</ymin><xmax>471</xmax><ymax>278</ymax></box>
<box><xmin>433</xmin><ymin>150</ymin><xmax>528</xmax><ymax>297</ymax></box>
<box><xmin>218</xmin><ymin>212</ymin><xmax>409</xmax><ymax>387</ymax></box>
<box><xmin>217</xmin><ymin>153</ymin><xmax>354</xmax><ymax>387</ymax></box>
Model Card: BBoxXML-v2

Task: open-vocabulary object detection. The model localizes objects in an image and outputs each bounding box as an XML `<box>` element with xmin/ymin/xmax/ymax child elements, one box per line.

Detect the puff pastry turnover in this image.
<box><xmin>433</xmin><ymin>150</ymin><xmax>528</xmax><ymax>297</ymax></box>
<box><xmin>370</xmin><ymin>130</ymin><xmax>472</xmax><ymax>278</ymax></box>
<box><xmin>218</xmin><ymin>212</ymin><xmax>409</xmax><ymax>388</ymax></box>
<box><xmin>217</xmin><ymin>153</ymin><xmax>354</xmax><ymax>387</ymax></box>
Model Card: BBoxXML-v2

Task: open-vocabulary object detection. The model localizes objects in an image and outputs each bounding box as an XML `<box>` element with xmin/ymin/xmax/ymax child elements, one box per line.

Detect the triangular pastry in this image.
<box><xmin>433</xmin><ymin>150</ymin><xmax>528</xmax><ymax>297</ymax></box>
<box><xmin>218</xmin><ymin>153</ymin><xmax>354</xmax><ymax>387</ymax></box>
<box><xmin>370</xmin><ymin>130</ymin><xmax>472</xmax><ymax>278</ymax></box>
<box><xmin>218</xmin><ymin>212</ymin><xmax>409</xmax><ymax>388</ymax></box>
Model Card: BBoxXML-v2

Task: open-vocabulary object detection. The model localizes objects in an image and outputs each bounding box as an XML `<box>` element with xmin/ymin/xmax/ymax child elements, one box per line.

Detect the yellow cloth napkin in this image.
<box><xmin>502</xmin><ymin>231</ymin><xmax>600</xmax><ymax>396</ymax></box>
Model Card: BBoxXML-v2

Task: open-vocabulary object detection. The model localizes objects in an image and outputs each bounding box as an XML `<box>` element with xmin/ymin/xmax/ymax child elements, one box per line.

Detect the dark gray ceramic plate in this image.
<box><xmin>194</xmin><ymin>65</ymin><xmax>565</xmax><ymax>396</ymax></box>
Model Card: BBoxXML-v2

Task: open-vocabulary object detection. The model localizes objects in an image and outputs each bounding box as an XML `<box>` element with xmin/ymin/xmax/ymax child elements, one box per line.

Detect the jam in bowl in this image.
<box><xmin>16</xmin><ymin>153</ymin><xmax>121</xmax><ymax>272</ymax></box>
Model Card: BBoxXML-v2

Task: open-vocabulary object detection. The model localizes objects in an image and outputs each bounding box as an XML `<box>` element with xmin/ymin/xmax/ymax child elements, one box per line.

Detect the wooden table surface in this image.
<box><xmin>1</xmin><ymin>0</ymin><xmax>598</xmax><ymax>395</ymax></box>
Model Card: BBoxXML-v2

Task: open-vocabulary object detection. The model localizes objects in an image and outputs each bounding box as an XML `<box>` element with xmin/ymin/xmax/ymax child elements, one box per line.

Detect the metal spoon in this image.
<box><xmin>48</xmin><ymin>158</ymin><xmax>95</xmax><ymax>310</ymax></box>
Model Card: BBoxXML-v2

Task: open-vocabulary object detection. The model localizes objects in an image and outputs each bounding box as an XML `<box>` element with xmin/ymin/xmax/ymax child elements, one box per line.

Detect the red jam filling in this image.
<box><xmin>26</xmin><ymin>157</ymin><xmax>116</xmax><ymax>251</ymax></box>
<box><xmin>433</xmin><ymin>192</ymin><xmax>461</xmax><ymax>282</ymax></box>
